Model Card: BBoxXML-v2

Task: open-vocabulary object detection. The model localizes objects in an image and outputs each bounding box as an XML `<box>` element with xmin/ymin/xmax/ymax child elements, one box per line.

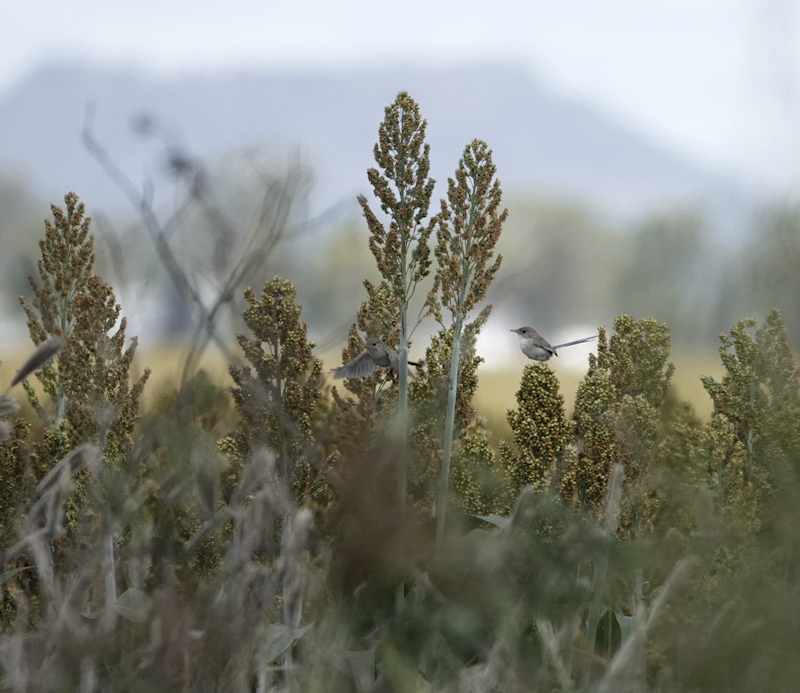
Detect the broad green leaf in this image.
<box><xmin>0</xmin><ymin>566</ymin><xmax>33</xmax><ymax>585</ymax></box>
<box><xmin>113</xmin><ymin>588</ymin><xmax>152</xmax><ymax>622</ymax></box>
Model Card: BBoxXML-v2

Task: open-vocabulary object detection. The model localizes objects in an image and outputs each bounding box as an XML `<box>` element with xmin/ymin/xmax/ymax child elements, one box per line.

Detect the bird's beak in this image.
<box><xmin>510</xmin><ymin>329</ymin><xmax>518</xmax><ymax>334</ymax></box>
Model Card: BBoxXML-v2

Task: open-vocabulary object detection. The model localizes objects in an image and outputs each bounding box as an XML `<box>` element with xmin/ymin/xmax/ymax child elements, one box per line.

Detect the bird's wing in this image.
<box><xmin>332</xmin><ymin>350</ymin><xmax>379</xmax><ymax>379</ymax></box>
<box><xmin>541</xmin><ymin>342</ymin><xmax>558</xmax><ymax>356</ymax></box>
<box><xmin>552</xmin><ymin>335</ymin><xmax>597</xmax><ymax>349</ymax></box>
<box><xmin>530</xmin><ymin>332</ymin><xmax>558</xmax><ymax>355</ymax></box>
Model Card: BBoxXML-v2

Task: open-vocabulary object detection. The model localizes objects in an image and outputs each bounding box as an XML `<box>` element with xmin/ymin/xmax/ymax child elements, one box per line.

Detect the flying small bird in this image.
<box><xmin>512</xmin><ymin>326</ymin><xmax>596</xmax><ymax>362</ymax></box>
<box><xmin>332</xmin><ymin>337</ymin><xmax>420</xmax><ymax>380</ymax></box>
<box><xmin>10</xmin><ymin>335</ymin><xmax>65</xmax><ymax>387</ymax></box>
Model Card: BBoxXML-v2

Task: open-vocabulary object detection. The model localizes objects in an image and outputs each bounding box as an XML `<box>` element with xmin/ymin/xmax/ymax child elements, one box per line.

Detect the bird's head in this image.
<box><xmin>511</xmin><ymin>327</ymin><xmax>533</xmax><ymax>338</ymax></box>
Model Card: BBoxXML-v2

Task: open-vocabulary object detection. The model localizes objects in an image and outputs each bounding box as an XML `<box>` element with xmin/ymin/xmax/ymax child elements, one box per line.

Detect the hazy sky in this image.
<box><xmin>5</xmin><ymin>0</ymin><xmax>800</xmax><ymax>191</ymax></box>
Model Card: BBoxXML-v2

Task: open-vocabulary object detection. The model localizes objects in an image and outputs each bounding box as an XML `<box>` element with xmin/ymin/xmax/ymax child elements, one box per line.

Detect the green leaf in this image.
<box><xmin>113</xmin><ymin>588</ymin><xmax>152</xmax><ymax>622</ymax></box>
<box><xmin>0</xmin><ymin>566</ymin><xmax>33</xmax><ymax>585</ymax></box>
<box><xmin>260</xmin><ymin>622</ymin><xmax>313</xmax><ymax>663</ymax></box>
<box><xmin>472</xmin><ymin>514</ymin><xmax>509</xmax><ymax>528</ymax></box>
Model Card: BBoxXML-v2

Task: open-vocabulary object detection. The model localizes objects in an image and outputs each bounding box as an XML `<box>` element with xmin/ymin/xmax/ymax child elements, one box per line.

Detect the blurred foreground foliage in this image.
<box><xmin>2</xmin><ymin>130</ymin><xmax>800</xmax><ymax>691</ymax></box>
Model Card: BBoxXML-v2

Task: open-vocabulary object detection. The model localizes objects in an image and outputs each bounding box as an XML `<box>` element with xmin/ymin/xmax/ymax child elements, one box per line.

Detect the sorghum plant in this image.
<box><xmin>662</xmin><ymin>309</ymin><xmax>800</xmax><ymax>568</ymax></box>
<box><xmin>428</xmin><ymin>139</ymin><xmax>505</xmax><ymax>542</ymax></box>
<box><xmin>569</xmin><ymin>316</ymin><xmax>674</xmax><ymax>667</ymax></box>
<box><xmin>572</xmin><ymin>315</ymin><xmax>674</xmax><ymax>534</ymax></box>
<box><xmin>701</xmin><ymin>309</ymin><xmax>800</xmax><ymax>477</ymax></box>
<box><xmin>219</xmin><ymin>277</ymin><xmax>324</xmax><ymax>504</ymax></box>
<box><xmin>2</xmin><ymin>193</ymin><xmax>148</xmax><ymax>627</ymax></box>
<box><xmin>19</xmin><ymin>193</ymin><xmax>149</xmax><ymax>464</ymax></box>
<box><xmin>357</xmin><ymin>91</ymin><xmax>435</xmax><ymax>499</ymax></box>
<box><xmin>499</xmin><ymin>363</ymin><xmax>574</xmax><ymax>510</ymax></box>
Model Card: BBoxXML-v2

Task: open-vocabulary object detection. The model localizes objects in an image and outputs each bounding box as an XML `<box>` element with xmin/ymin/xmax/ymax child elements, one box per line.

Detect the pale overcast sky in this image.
<box><xmin>5</xmin><ymin>0</ymin><xmax>800</xmax><ymax>192</ymax></box>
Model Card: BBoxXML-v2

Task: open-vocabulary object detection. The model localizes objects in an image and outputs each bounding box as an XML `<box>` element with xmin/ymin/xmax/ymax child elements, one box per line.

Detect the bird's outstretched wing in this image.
<box><xmin>551</xmin><ymin>335</ymin><xmax>597</xmax><ymax>350</ymax></box>
<box><xmin>332</xmin><ymin>350</ymin><xmax>379</xmax><ymax>379</ymax></box>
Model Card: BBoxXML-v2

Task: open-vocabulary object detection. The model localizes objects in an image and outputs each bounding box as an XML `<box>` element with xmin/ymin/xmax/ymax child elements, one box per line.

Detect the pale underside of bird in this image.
<box><xmin>332</xmin><ymin>337</ymin><xmax>420</xmax><ymax>380</ymax></box>
<box><xmin>512</xmin><ymin>326</ymin><xmax>597</xmax><ymax>362</ymax></box>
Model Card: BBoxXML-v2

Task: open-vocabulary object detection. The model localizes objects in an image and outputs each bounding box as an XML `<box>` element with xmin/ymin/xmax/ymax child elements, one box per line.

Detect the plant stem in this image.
<box><xmin>398</xmin><ymin>303</ymin><xmax>409</xmax><ymax>505</ymax></box>
<box><xmin>436</xmin><ymin>323</ymin><xmax>462</xmax><ymax>545</ymax></box>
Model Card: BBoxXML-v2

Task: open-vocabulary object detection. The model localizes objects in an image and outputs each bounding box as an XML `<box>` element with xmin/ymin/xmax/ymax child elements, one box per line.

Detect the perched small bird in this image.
<box><xmin>512</xmin><ymin>326</ymin><xmax>596</xmax><ymax>362</ymax></box>
<box><xmin>332</xmin><ymin>337</ymin><xmax>420</xmax><ymax>380</ymax></box>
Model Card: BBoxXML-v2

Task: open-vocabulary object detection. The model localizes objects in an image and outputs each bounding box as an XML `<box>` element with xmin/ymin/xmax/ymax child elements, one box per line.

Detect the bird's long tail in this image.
<box><xmin>552</xmin><ymin>335</ymin><xmax>597</xmax><ymax>349</ymax></box>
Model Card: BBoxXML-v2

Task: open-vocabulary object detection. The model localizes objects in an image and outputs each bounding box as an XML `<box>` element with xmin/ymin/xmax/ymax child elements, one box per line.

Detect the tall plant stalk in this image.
<box><xmin>359</xmin><ymin>92</ymin><xmax>435</xmax><ymax>502</ymax></box>
<box><xmin>430</xmin><ymin>140</ymin><xmax>505</xmax><ymax>544</ymax></box>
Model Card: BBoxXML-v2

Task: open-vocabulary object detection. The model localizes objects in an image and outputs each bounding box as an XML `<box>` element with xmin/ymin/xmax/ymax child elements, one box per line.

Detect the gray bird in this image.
<box><xmin>512</xmin><ymin>326</ymin><xmax>596</xmax><ymax>362</ymax></box>
<box><xmin>332</xmin><ymin>337</ymin><xmax>420</xmax><ymax>380</ymax></box>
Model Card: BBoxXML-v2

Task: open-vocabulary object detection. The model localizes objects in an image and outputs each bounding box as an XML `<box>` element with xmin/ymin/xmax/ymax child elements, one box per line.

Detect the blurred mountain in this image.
<box><xmin>0</xmin><ymin>62</ymin><xmax>752</xmax><ymax>236</ymax></box>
